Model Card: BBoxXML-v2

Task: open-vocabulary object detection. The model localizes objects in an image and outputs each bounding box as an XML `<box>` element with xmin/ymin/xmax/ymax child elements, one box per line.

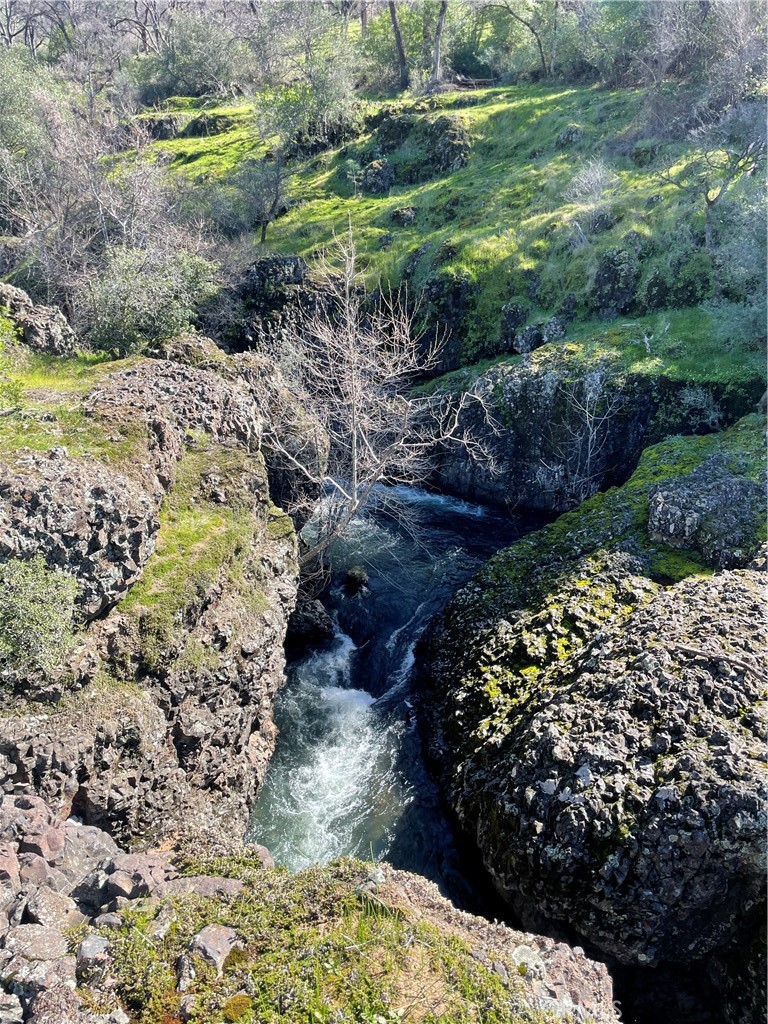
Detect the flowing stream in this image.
<box><xmin>248</xmin><ymin>485</ymin><xmax>542</xmax><ymax>906</ymax></box>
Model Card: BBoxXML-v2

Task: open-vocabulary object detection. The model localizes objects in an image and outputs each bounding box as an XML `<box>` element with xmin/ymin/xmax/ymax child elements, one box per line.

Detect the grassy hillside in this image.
<box><xmin>148</xmin><ymin>84</ymin><xmax>766</xmax><ymax>376</ymax></box>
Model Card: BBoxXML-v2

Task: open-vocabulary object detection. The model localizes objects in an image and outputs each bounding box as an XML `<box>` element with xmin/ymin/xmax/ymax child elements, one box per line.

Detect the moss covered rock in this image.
<box><xmin>0</xmin><ymin>347</ymin><xmax>299</xmax><ymax>848</ymax></box>
<box><xmin>422</xmin><ymin>417</ymin><xmax>766</xmax><ymax>985</ymax></box>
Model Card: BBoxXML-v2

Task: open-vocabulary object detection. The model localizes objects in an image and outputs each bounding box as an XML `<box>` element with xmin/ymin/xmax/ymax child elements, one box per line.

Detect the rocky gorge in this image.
<box><xmin>0</xmin><ymin>279</ymin><xmax>765</xmax><ymax>1024</ymax></box>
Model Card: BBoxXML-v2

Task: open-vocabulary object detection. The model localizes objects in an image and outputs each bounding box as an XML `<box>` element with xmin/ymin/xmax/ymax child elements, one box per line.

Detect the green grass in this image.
<box><xmin>119</xmin><ymin>442</ymin><xmax>263</xmax><ymax>671</ymax></box>
<box><xmin>149</xmin><ymin>84</ymin><xmax>764</xmax><ymax>385</ymax></box>
<box><xmin>149</xmin><ymin>101</ymin><xmax>259</xmax><ymax>177</ymax></box>
<box><xmin>105</xmin><ymin>856</ymin><xmax>561</xmax><ymax>1024</ymax></box>
<box><xmin>0</xmin><ymin>349</ymin><xmax>147</xmax><ymax>465</ymax></box>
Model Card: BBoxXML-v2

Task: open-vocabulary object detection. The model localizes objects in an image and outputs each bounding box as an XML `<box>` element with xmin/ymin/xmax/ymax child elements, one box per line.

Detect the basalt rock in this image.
<box><xmin>0</xmin><ymin>354</ymin><xmax>298</xmax><ymax>847</ymax></box>
<box><xmin>432</xmin><ymin>346</ymin><xmax>763</xmax><ymax>513</ymax></box>
<box><xmin>0</xmin><ymin>285</ymin><xmax>75</xmax><ymax>358</ymax></box>
<box><xmin>0</xmin><ymin>793</ymin><xmax>255</xmax><ymax>1022</ymax></box>
<box><xmin>433</xmin><ymin>348</ymin><xmax>655</xmax><ymax>511</ymax></box>
<box><xmin>422</xmin><ymin>420</ymin><xmax>766</xmax><ymax>1018</ymax></box>
<box><xmin>648</xmin><ymin>452</ymin><xmax>765</xmax><ymax>567</ymax></box>
<box><xmin>362</xmin><ymin>158</ymin><xmax>394</xmax><ymax>194</ymax></box>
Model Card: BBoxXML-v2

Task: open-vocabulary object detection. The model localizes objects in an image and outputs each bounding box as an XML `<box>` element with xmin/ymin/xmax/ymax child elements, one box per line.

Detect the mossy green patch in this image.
<box><xmin>120</xmin><ymin>442</ymin><xmax>263</xmax><ymax>671</ymax></box>
<box><xmin>433</xmin><ymin>416</ymin><xmax>765</xmax><ymax>750</ymax></box>
<box><xmin>106</xmin><ymin>857</ymin><xmax>560</xmax><ymax>1024</ymax></box>
<box><xmin>0</xmin><ymin>349</ymin><xmax>148</xmax><ymax>466</ymax></box>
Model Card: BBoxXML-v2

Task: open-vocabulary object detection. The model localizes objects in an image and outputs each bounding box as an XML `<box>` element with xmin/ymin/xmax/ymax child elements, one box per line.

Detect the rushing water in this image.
<box><xmin>247</xmin><ymin>485</ymin><xmax>541</xmax><ymax>904</ymax></box>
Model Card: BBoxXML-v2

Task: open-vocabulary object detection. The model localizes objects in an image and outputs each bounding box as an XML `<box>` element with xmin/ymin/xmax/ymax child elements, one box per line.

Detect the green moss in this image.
<box><xmin>120</xmin><ymin>443</ymin><xmax>261</xmax><ymax>671</ymax></box>
<box><xmin>437</xmin><ymin>416</ymin><xmax>765</xmax><ymax>753</ymax></box>
<box><xmin>106</xmin><ymin>857</ymin><xmax>560</xmax><ymax>1024</ymax></box>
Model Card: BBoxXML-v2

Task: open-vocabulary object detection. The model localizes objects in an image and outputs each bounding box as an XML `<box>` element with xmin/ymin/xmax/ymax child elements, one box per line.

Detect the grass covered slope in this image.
<box><xmin>150</xmin><ymin>85</ymin><xmax>765</xmax><ymax>374</ymax></box>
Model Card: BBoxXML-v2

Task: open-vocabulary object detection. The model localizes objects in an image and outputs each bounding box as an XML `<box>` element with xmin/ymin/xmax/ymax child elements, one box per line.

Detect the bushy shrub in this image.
<box><xmin>707</xmin><ymin>299</ymin><xmax>767</xmax><ymax>352</ymax></box>
<box><xmin>671</xmin><ymin>251</ymin><xmax>714</xmax><ymax>306</ymax></box>
<box><xmin>129</xmin><ymin>13</ymin><xmax>256</xmax><ymax>103</ymax></box>
<box><xmin>83</xmin><ymin>247</ymin><xmax>216</xmax><ymax>355</ymax></box>
<box><xmin>0</xmin><ymin>556</ymin><xmax>78</xmax><ymax>680</ymax></box>
<box><xmin>0</xmin><ymin>47</ymin><xmax>61</xmax><ymax>159</ymax></box>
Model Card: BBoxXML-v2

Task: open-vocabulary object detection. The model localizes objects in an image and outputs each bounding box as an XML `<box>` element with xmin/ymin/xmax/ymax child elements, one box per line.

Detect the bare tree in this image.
<box><xmin>543</xmin><ymin>364</ymin><xmax>626</xmax><ymax>506</ymax></box>
<box><xmin>254</xmin><ymin>227</ymin><xmax>497</xmax><ymax>569</ymax></box>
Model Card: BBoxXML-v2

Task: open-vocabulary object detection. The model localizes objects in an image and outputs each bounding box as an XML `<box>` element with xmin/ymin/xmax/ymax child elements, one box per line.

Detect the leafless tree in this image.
<box><xmin>253</xmin><ymin>227</ymin><xmax>497</xmax><ymax>569</ymax></box>
<box><xmin>543</xmin><ymin>364</ymin><xmax>626</xmax><ymax>506</ymax></box>
<box><xmin>656</xmin><ymin>106</ymin><xmax>766</xmax><ymax>295</ymax></box>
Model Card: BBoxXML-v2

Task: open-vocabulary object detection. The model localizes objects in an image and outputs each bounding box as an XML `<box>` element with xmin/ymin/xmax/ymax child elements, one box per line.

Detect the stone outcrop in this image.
<box><xmin>0</xmin><ymin>348</ymin><xmax>298</xmax><ymax>848</ymax></box>
<box><xmin>0</xmin><ymin>286</ymin><xmax>75</xmax><ymax>358</ymax></box>
<box><xmin>0</xmin><ymin>794</ymin><xmax>621</xmax><ymax>1024</ymax></box>
<box><xmin>432</xmin><ymin>344</ymin><xmax>764</xmax><ymax>513</ymax></box>
<box><xmin>648</xmin><ymin>452</ymin><xmax>765</xmax><ymax>567</ymax></box>
<box><xmin>421</xmin><ymin>418</ymin><xmax>767</xmax><ymax>1017</ymax></box>
<box><xmin>0</xmin><ymin>793</ymin><xmax>265</xmax><ymax>1022</ymax></box>
<box><xmin>0</xmin><ymin>452</ymin><xmax>159</xmax><ymax>621</ymax></box>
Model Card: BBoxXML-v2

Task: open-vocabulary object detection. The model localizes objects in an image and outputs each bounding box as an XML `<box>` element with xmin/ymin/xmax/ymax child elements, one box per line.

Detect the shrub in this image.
<box><xmin>708</xmin><ymin>299</ymin><xmax>768</xmax><ymax>352</ymax></box>
<box><xmin>0</xmin><ymin>556</ymin><xmax>78</xmax><ymax>680</ymax></box>
<box><xmin>563</xmin><ymin>158</ymin><xmax>619</xmax><ymax>206</ymax></box>
<box><xmin>128</xmin><ymin>13</ymin><xmax>256</xmax><ymax>103</ymax></box>
<box><xmin>83</xmin><ymin>247</ymin><xmax>216</xmax><ymax>355</ymax></box>
<box><xmin>671</xmin><ymin>251</ymin><xmax>714</xmax><ymax>306</ymax></box>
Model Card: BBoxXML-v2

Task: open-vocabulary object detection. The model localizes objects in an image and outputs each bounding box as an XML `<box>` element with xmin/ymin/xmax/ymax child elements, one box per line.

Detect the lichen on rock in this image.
<box><xmin>422</xmin><ymin>415</ymin><xmax>767</xmax><ymax>1002</ymax></box>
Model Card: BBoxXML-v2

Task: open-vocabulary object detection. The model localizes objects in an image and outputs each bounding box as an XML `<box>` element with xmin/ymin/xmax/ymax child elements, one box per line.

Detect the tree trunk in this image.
<box><xmin>549</xmin><ymin>0</ymin><xmax>559</xmax><ymax>76</ymax></box>
<box><xmin>260</xmin><ymin>220</ymin><xmax>268</xmax><ymax>244</ymax></box>
<box><xmin>704</xmin><ymin>197</ymin><xmax>721</xmax><ymax>298</ymax></box>
<box><xmin>388</xmin><ymin>1</ymin><xmax>410</xmax><ymax>90</ymax></box>
<box><xmin>429</xmin><ymin>0</ymin><xmax>449</xmax><ymax>89</ymax></box>
<box><xmin>360</xmin><ymin>0</ymin><xmax>369</xmax><ymax>37</ymax></box>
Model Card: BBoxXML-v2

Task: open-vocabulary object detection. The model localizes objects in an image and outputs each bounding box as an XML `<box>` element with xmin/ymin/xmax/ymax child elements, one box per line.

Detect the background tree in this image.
<box><xmin>254</xmin><ymin>228</ymin><xmax>496</xmax><ymax>569</ymax></box>
<box><xmin>657</xmin><ymin>103</ymin><xmax>766</xmax><ymax>295</ymax></box>
<box><xmin>388</xmin><ymin>1</ymin><xmax>411</xmax><ymax>89</ymax></box>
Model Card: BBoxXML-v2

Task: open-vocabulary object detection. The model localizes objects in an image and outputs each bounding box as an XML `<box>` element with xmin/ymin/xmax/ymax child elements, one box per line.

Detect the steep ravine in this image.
<box><xmin>0</xmin><ymin>297</ymin><xmax>625</xmax><ymax>1024</ymax></box>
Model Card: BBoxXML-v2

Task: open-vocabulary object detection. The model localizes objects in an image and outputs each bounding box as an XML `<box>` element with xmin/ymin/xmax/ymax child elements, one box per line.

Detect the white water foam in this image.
<box><xmin>249</xmin><ymin>631</ymin><xmax>410</xmax><ymax>870</ymax></box>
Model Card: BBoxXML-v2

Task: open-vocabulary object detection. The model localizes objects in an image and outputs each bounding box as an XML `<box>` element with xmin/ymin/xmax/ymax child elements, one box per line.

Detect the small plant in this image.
<box><xmin>563</xmin><ymin>158</ymin><xmax>619</xmax><ymax>207</ymax></box>
<box><xmin>678</xmin><ymin>385</ymin><xmax>722</xmax><ymax>431</ymax></box>
<box><xmin>0</xmin><ymin>555</ymin><xmax>78</xmax><ymax>681</ymax></box>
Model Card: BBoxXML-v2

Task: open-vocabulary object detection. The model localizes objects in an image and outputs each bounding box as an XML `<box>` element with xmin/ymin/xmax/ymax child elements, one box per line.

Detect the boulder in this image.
<box><xmin>556</xmin><ymin>124</ymin><xmax>584</xmax><ymax>148</ymax></box>
<box><xmin>189</xmin><ymin>924</ymin><xmax>240</xmax><ymax>975</ymax></box>
<box><xmin>3</xmin><ymin>925</ymin><xmax>70</xmax><ymax>962</ymax></box>
<box><xmin>648</xmin><ymin>454</ymin><xmax>765</xmax><ymax>567</ymax></box>
<box><xmin>286</xmin><ymin>599</ymin><xmax>335</xmax><ymax>649</ymax></box>
<box><xmin>423</xmin><ymin>422</ymin><xmax>767</xmax><ymax>1008</ymax></box>
<box><xmin>0</xmin><ymin>284</ymin><xmax>76</xmax><ymax>357</ymax></box>
<box><xmin>362</xmin><ymin>159</ymin><xmax>394</xmax><ymax>194</ymax></box>
<box><xmin>499</xmin><ymin>301</ymin><xmax>528</xmax><ymax>350</ymax></box>
<box><xmin>391</xmin><ymin>205</ymin><xmax>417</xmax><ymax>226</ymax></box>
<box><xmin>592</xmin><ymin>247</ymin><xmax>640</xmax><ymax>318</ymax></box>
